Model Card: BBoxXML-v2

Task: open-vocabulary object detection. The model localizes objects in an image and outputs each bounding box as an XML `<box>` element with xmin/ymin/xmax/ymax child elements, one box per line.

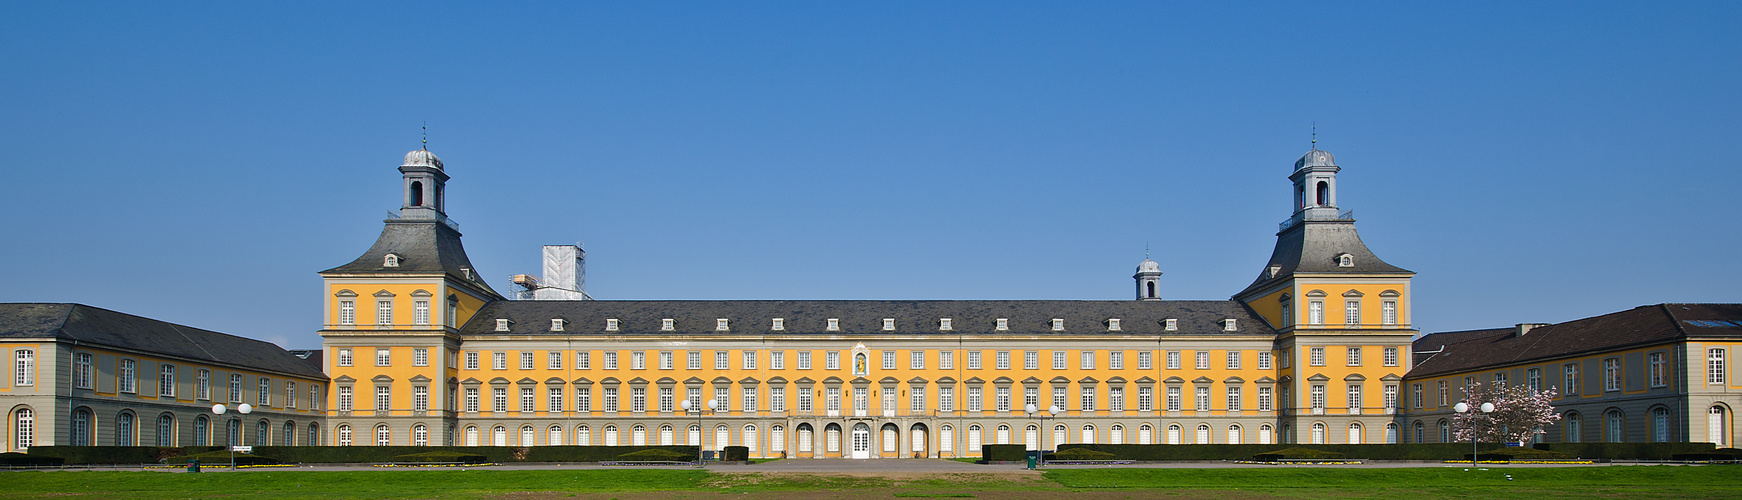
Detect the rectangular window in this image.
<box><xmin>770</xmin><ymin>351</ymin><xmax>784</xmax><ymax>370</ymax></box>
<box><xmin>632</xmin><ymin>351</ymin><xmax>646</xmax><ymax>370</ymax></box>
<box><xmin>771</xmin><ymin>317</ymin><xmax>784</xmax><ymax>330</ymax></box>
<box><xmin>603</xmin><ymin>351</ymin><xmax>618</xmax><ymax>370</ymax></box>
<box><xmin>744</xmin><ymin>351</ymin><xmax>758</xmax><ymax>370</ymax></box>
<box><xmin>658</xmin><ymin>387</ymin><xmax>673</xmax><ymax>412</ymax></box>
<box><xmin>1226</xmin><ymin>386</ymin><xmax>1241</xmax><ymax>411</ymax></box>
<box><xmin>492</xmin><ymin>352</ymin><xmax>506</xmax><ymax>370</ymax></box>
<box><xmin>603</xmin><ymin>387</ymin><xmax>618</xmax><ymax>412</ymax></box>
<box><xmin>413</xmin><ymin>348</ymin><xmax>429</xmax><ymax>367</ymax></box>
<box><xmin>687</xmin><ymin>351</ymin><xmax>702</xmax><ymax>370</ymax></box>
<box><xmin>1195</xmin><ymin>386</ymin><xmax>1210</xmax><ymax>410</ymax></box>
<box><xmin>1107</xmin><ymin>318</ymin><xmax>1121</xmax><ymax>330</ymax></box>
<box><xmin>882</xmin><ymin>351</ymin><xmax>896</xmax><ymax>370</ymax></box>
<box><xmin>714</xmin><ymin>387</ymin><xmax>729</xmax><ymax>411</ymax></box>
<box><xmin>1108</xmin><ymin>387</ymin><xmax>1123</xmax><ymax>410</ymax></box>
<box><xmin>1109</xmin><ymin>351</ymin><xmax>1124</xmax><ymax>370</ymax></box>
<box><xmin>1194</xmin><ymin>351</ymin><xmax>1209</xmax><ymax>369</ymax></box>
<box><xmin>1649</xmin><ymin>353</ymin><xmax>1666</xmax><ymax>387</ymax></box>
<box><xmin>715</xmin><ymin>351</ymin><xmax>729</xmax><ymax>370</ymax></box>
<box><xmin>939</xmin><ymin>317</ymin><xmax>952</xmax><ymax>330</ymax></box>
<box><xmin>1709</xmin><ymin>348</ymin><xmax>1726</xmax><ymax>385</ymax></box>
<box><xmin>797</xmin><ymin>387</ymin><xmax>813</xmax><ymax>412</ymax></box>
<box><xmin>1565</xmin><ymin>363</ymin><xmax>1580</xmax><ymax>394</ymax></box>
<box><xmin>827</xmin><ymin>318</ymin><xmax>839</xmax><ymax>331</ymax></box>
<box><xmin>1345</xmin><ymin>299</ymin><xmax>1361</xmax><ymax>325</ymax></box>
<box><xmin>576</xmin><ymin>387</ymin><xmax>591</xmax><ymax>412</ymax></box>
<box><xmin>415</xmin><ymin>386</ymin><xmax>429</xmax><ymax>412</ymax></box>
<box><xmin>1383</xmin><ymin>384</ymin><xmax>1398</xmax><ymax>412</ymax></box>
<box><xmin>1308</xmin><ymin>300</ymin><xmax>1324</xmax><ymax>324</ymax></box>
<box><xmin>338</xmin><ymin>386</ymin><xmax>353</xmax><ymax>411</ymax></box>
<box><xmin>1347</xmin><ymin>384</ymin><xmax>1362</xmax><ymax>412</ymax></box>
<box><xmin>741</xmin><ymin>387</ymin><xmax>756</xmax><ymax>411</ymax></box>
<box><xmin>661</xmin><ymin>319</ymin><xmax>673</xmax><ymax>331</ymax></box>
<box><xmin>1052</xmin><ymin>386</ymin><xmax>1067</xmax><ymax>409</ymax></box>
<box><xmin>1080</xmin><ymin>387</ymin><xmax>1095</xmax><ymax>410</ymax></box>
<box><xmin>825</xmin><ymin>387</ymin><xmax>841</xmax><ymax>412</ymax></box>
<box><xmin>464</xmin><ymin>388</ymin><xmax>479</xmax><ymax>412</ymax></box>
<box><xmin>464</xmin><ymin>352</ymin><xmax>478</xmax><ymax>370</ymax></box>
<box><xmin>576</xmin><ymin>351</ymin><xmax>591</xmax><ymax>370</ymax></box>
<box><xmin>1137</xmin><ymin>351</ymin><xmax>1152</xmax><ymax>370</ymax></box>
<box><xmin>938</xmin><ymin>387</ymin><xmax>953</xmax><ymax>412</ymax></box>
<box><xmin>631</xmin><ymin>388</ymin><xmax>646</xmax><ymax>412</ymax></box>
<box><xmin>1257</xmin><ymin>351</ymin><xmax>1272</xmax><ymax>370</ymax></box>
<box><xmin>940</xmin><ymin>351</ymin><xmax>954</xmax><ymax>370</ymax></box>
<box><xmin>996</xmin><ymin>318</ymin><xmax>1008</xmax><ymax>330</ymax></box>
<box><xmin>1381</xmin><ymin>300</ymin><xmax>1397</xmax><ymax>325</ymax></box>
<box><xmin>826</xmin><ymin>351</ymin><xmax>841</xmax><ymax>370</ymax></box>
<box><xmin>910</xmin><ymin>387</ymin><xmax>925</xmax><ymax>412</ymax></box>
<box><xmin>1527</xmin><ymin>368</ymin><xmax>1543</xmax><ymax>392</ymax></box>
<box><xmin>1347</xmin><ymin>347</ymin><xmax>1362</xmax><ymax>366</ymax></box>
<box><xmin>996</xmin><ymin>351</ymin><xmax>1011</xmax><ymax>370</ymax></box>
<box><xmin>547</xmin><ymin>351</ymin><xmax>563</xmax><ymax>370</ymax></box>
<box><xmin>227</xmin><ymin>373</ymin><xmax>241</xmax><ymax>402</ymax></box>
<box><xmin>119</xmin><ymin>359</ymin><xmax>136</xmax><ymax>393</ymax></box>
<box><xmin>339</xmin><ymin>300</ymin><xmax>355</xmax><ymax>325</ymax></box>
<box><xmin>377</xmin><ymin>299</ymin><xmax>393</xmax><ymax>326</ymax></box>
<box><xmin>995</xmin><ymin>387</ymin><xmax>1010</xmax><ymax>411</ymax></box>
<box><xmin>1437</xmin><ymin>380</ymin><xmax>1449</xmax><ymax>406</ymax></box>
<box><xmin>337</xmin><ymin>348</ymin><xmax>353</xmax><ymax>367</ymax></box>
<box><xmin>656</xmin><ymin>351</ymin><xmax>671</xmax><ymax>370</ymax></box>
<box><xmin>491</xmin><ymin>388</ymin><xmax>507</xmax><ymax>412</ymax></box>
<box><xmin>259</xmin><ymin>377</ymin><xmax>272</xmax><ymax>406</ymax></box>
<box><xmin>1080</xmin><ymin>351</ymin><xmax>1095</xmax><ymax>370</ymax></box>
<box><xmin>196</xmin><ymin>369</ymin><xmax>209</xmax><ymax>400</ymax></box>
<box><xmin>549</xmin><ymin>387</ymin><xmax>564</xmax><ymax>412</ymax></box>
<box><xmin>1257</xmin><ymin>387</ymin><xmax>1273</xmax><ymax>411</ymax></box>
<box><xmin>771</xmin><ymin>386</ymin><xmax>786</xmax><ymax>411</ymax></box>
<box><xmin>912</xmin><ymin>350</ymin><xmax>926</xmax><ymax>370</ymax></box>
<box><xmin>1383</xmin><ymin>347</ymin><xmax>1399</xmax><ymax>367</ymax></box>
<box><xmin>1166</xmin><ymin>387</ymin><xmax>1181</xmax><ymax>411</ymax></box>
<box><xmin>1052</xmin><ymin>351</ymin><xmax>1066</xmax><ymax>370</ymax></box>
<box><xmin>1310</xmin><ymin>347</ymin><xmax>1325</xmax><ymax>366</ymax></box>
<box><xmin>1225</xmin><ymin>350</ymin><xmax>1240</xmax><ymax>370</ymax></box>
<box><xmin>967</xmin><ymin>351</ymin><xmax>983</xmax><ymax>370</ymax></box>
<box><xmin>1166</xmin><ymin>351</ymin><xmax>1180</xmax><ymax>370</ymax></box>
<box><xmin>1025</xmin><ymin>387</ymin><xmax>1039</xmax><ymax>408</ymax></box>
<box><xmin>519</xmin><ymin>352</ymin><xmax>534</xmax><ymax>369</ymax></box>
<box><xmin>414</xmin><ymin>300</ymin><xmax>429</xmax><ymax>325</ymax></box>
<box><xmin>157</xmin><ymin>363</ymin><xmax>174</xmax><ymax>396</ymax></box>
<box><xmin>1310</xmin><ymin>384</ymin><xmax>1325</xmax><ymax>411</ymax></box>
<box><xmin>1604</xmin><ymin>358</ymin><xmax>1621</xmax><ymax>391</ymax></box>
<box><xmin>1138</xmin><ymin>387</ymin><xmax>1153</xmax><ymax>411</ymax></box>
<box><xmin>376</xmin><ymin>348</ymin><xmax>391</xmax><ymax>366</ymax></box>
<box><xmin>797</xmin><ymin>351</ymin><xmax>812</xmax><ymax>370</ymax></box>
<box><xmin>376</xmin><ymin>385</ymin><xmax>391</xmax><ymax>412</ymax></box>
<box><xmin>446</xmin><ymin>301</ymin><xmax>457</xmax><ymax>327</ymax></box>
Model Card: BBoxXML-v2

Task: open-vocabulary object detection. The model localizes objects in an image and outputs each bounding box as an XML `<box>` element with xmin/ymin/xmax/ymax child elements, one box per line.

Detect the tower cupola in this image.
<box><xmin>1291</xmin><ymin>148</ymin><xmax>1339</xmax><ymax>219</ymax></box>
<box><xmin>1134</xmin><ymin>258</ymin><xmax>1163</xmax><ymax>301</ymax></box>
<box><xmin>399</xmin><ymin>148</ymin><xmax>449</xmax><ymax>220</ymax></box>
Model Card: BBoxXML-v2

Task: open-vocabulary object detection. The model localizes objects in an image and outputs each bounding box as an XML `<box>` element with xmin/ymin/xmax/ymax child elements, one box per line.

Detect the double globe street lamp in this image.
<box><xmin>1453</xmin><ymin>401</ymin><xmax>1495</xmax><ymax>463</ymax></box>
<box><xmin>679</xmin><ymin>398</ymin><xmax>719</xmax><ymax>467</ymax></box>
<box><xmin>211</xmin><ymin>403</ymin><xmax>252</xmax><ymax>469</ymax></box>
<box><xmin>1025</xmin><ymin>403</ymin><xmax>1062</xmax><ymax>468</ymax></box>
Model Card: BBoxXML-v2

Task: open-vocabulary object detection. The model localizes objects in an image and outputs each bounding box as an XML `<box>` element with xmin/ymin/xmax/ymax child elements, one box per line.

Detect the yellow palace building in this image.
<box><xmin>317</xmin><ymin>146</ymin><xmax>1420</xmax><ymax>457</ymax></box>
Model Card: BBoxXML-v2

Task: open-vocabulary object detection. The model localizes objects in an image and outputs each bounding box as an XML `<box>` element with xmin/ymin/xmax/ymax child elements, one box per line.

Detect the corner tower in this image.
<box><xmin>318</xmin><ymin>148</ymin><xmax>502</xmax><ymax>445</ymax></box>
<box><xmin>1233</xmin><ymin>147</ymin><xmax>1416</xmax><ymax>444</ymax></box>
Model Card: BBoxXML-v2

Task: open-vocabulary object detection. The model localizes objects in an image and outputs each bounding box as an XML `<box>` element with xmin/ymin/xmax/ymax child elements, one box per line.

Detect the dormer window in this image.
<box><xmin>1164</xmin><ymin>318</ymin><xmax>1178</xmax><ymax>331</ymax></box>
<box><xmin>383</xmin><ymin>254</ymin><xmax>401</xmax><ymax>267</ymax></box>
<box><xmin>494</xmin><ymin>319</ymin><xmax>511</xmax><ymax>332</ymax></box>
<box><xmin>939</xmin><ymin>318</ymin><xmax>952</xmax><ymax>331</ymax></box>
<box><xmin>995</xmin><ymin>318</ymin><xmax>1009</xmax><ymax>331</ymax></box>
<box><xmin>1107</xmin><ymin>318</ymin><xmax>1121</xmax><ymax>331</ymax></box>
<box><xmin>1337</xmin><ymin>254</ymin><xmax>1354</xmax><ymax>268</ymax></box>
<box><xmin>605</xmin><ymin>318</ymin><xmax>619</xmax><ymax>331</ymax></box>
<box><xmin>883</xmin><ymin>318</ymin><xmax>895</xmax><ymax>331</ymax></box>
<box><xmin>826</xmin><ymin>319</ymin><xmax>839</xmax><ymax>331</ymax></box>
<box><xmin>661</xmin><ymin>319</ymin><xmax>674</xmax><ymax>331</ymax></box>
<box><xmin>771</xmin><ymin>318</ymin><xmax>785</xmax><ymax>331</ymax></box>
<box><xmin>550</xmin><ymin>319</ymin><xmax>565</xmax><ymax>331</ymax></box>
<box><xmin>1051</xmin><ymin>319</ymin><xmax>1065</xmax><ymax>331</ymax></box>
<box><xmin>717</xmin><ymin>319</ymin><xmax>730</xmax><ymax>331</ymax></box>
<box><xmin>1223</xmin><ymin>319</ymin><xmax>1238</xmax><ymax>331</ymax></box>
<box><xmin>1269</xmin><ymin>266</ymin><xmax>1282</xmax><ymax>278</ymax></box>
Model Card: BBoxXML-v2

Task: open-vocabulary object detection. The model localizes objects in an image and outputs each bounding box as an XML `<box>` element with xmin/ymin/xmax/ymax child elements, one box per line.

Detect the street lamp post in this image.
<box><xmin>211</xmin><ymin>403</ymin><xmax>252</xmax><ymax>469</ymax></box>
<box><xmin>1024</xmin><ymin>404</ymin><xmax>1061</xmax><ymax>468</ymax></box>
<box><xmin>680</xmin><ymin>398</ymin><xmax>719</xmax><ymax>467</ymax></box>
<box><xmin>1454</xmin><ymin>401</ymin><xmax>1495</xmax><ymax>463</ymax></box>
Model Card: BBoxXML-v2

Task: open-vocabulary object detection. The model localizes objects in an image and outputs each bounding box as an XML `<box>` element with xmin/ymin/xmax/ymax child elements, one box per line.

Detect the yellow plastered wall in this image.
<box><xmin>1293</xmin><ymin>282</ymin><xmax>1407</xmax><ymax>329</ymax></box>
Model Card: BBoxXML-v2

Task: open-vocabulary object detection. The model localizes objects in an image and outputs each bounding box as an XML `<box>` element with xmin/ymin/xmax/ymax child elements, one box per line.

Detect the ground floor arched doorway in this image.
<box><xmin>850</xmin><ymin>423</ymin><xmax>871</xmax><ymax>459</ymax></box>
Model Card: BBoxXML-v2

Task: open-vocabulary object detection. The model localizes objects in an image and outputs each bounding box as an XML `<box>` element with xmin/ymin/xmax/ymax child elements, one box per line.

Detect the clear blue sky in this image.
<box><xmin>2</xmin><ymin>2</ymin><xmax>1737</xmax><ymax>349</ymax></box>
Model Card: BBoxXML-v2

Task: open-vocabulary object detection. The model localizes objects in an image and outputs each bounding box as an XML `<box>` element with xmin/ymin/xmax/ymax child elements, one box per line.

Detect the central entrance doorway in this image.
<box><xmin>850</xmin><ymin>423</ymin><xmax>871</xmax><ymax>459</ymax></box>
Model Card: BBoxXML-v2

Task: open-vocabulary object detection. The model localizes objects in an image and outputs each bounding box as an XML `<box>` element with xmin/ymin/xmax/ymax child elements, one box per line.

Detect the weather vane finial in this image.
<box><xmin>422</xmin><ymin>122</ymin><xmax>427</xmax><ymax>150</ymax></box>
<box><xmin>1145</xmin><ymin>242</ymin><xmax>1150</xmax><ymax>260</ymax></box>
<box><xmin>1311</xmin><ymin>122</ymin><xmax>1317</xmax><ymax>150</ymax></box>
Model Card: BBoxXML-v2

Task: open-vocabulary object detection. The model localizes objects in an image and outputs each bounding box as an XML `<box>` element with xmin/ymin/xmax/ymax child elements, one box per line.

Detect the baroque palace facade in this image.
<box><xmin>317</xmin><ymin>146</ymin><xmax>1422</xmax><ymax>457</ymax></box>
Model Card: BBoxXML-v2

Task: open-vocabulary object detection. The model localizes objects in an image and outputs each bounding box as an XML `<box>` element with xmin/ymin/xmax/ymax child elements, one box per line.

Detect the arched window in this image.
<box><xmin>968</xmin><ymin>424</ymin><xmax>983</xmax><ymax>451</ymax></box>
<box><xmin>13</xmin><ymin>408</ymin><xmax>33</xmax><ymax>450</ymax></box>
<box><xmin>633</xmin><ymin>424</ymin><xmax>647</xmax><ymax>446</ymax></box>
<box><xmin>770</xmin><ymin>425</ymin><xmax>784</xmax><ymax>453</ymax></box>
<box><xmin>715</xmin><ymin>425</ymin><xmax>729</xmax><ymax>450</ymax></box>
<box><xmin>413</xmin><ymin>424</ymin><xmax>429</xmax><ymax>446</ymax></box>
<box><xmin>1227</xmin><ymin>424</ymin><xmax>1243</xmax><ymax>445</ymax></box>
<box><xmin>410</xmin><ymin>181</ymin><xmax>424</xmax><ymax>206</ymax></box>
<box><xmin>1138</xmin><ymin>424</ymin><xmax>1153</xmax><ymax>445</ymax></box>
<box><xmin>1166</xmin><ymin>424</ymin><xmax>1181</xmax><ymax>445</ymax></box>
<box><xmin>1110</xmin><ymin>424</ymin><xmax>1124</xmax><ymax>445</ymax></box>
<box><xmin>745</xmin><ymin>424</ymin><xmax>760</xmax><ymax>453</ymax></box>
<box><xmin>1653</xmin><ymin>407</ymin><xmax>1671</xmax><ymax>442</ymax></box>
<box><xmin>465</xmin><ymin>425</ymin><xmax>479</xmax><ymax>446</ymax></box>
<box><xmin>881</xmin><ymin>424</ymin><xmax>897</xmax><ymax>453</ymax></box>
<box><xmin>603</xmin><ymin>425</ymin><xmax>618</xmax><ymax>446</ymax></box>
<box><xmin>796</xmin><ymin>423</ymin><xmax>814</xmax><ymax>453</ymax></box>
<box><xmin>283</xmin><ymin>421</ymin><xmax>297</xmax><ymax>446</ymax></box>
<box><xmin>521</xmin><ymin>425</ymin><xmax>535</xmax><ymax>446</ymax></box>
<box><xmin>1279</xmin><ymin>295</ymin><xmax>1292</xmax><ymax>326</ymax></box>
<box><xmin>1258</xmin><ymin>424</ymin><xmax>1273</xmax><ymax>445</ymax></box>
<box><xmin>659</xmin><ymin>424</ymin><xmax>673</xmax><ymax>447</ymax></box>
<box><xmin>1413</xmin><ymin>421</ymin><xmax>1424</xmax><ymax>443</ymax></box>
<box><xmin>115</xmin><ymin>411</ymin><xmax>136</xmax><ymax>446</ymax></box>
<box><xmin>1438</xmin><ymin>420</ymin><xmax>1450</xmax><ymax>443</ymax></box>
<box><xmin>156</xmin><ymin>414</ymin><xmax>176</xmax><ymax>446</ymax></box>
<box><xmin>687</xmin><ymin>424</ymin><xmax>701</xmax><ymax>447</ymax></box>
<box><xmin>1606</xmin><ymin>410</ymin><xmax>1625</xmax><ymax>443</ymax></box>
<box><xmin>1196</xmin><ymin>424</ymin><xmax>1211</xmax><ymax>444</ymax></box>
<box><xmin>550</xmin><ymin>425</ymin><xmax>564</xmax><ymax>446</ymax></box>
<box><xmin>938</xmin><ymin>424</ymin><xmax>953</xmax><ymax>453</ymax></box>
<box><xmin>1709</xmin><ymin>406</ymin><xmax>1729</xmax><ymax>446</ymax></box>
<box><xmin>256</xmin><ymin>419</ymin><xmax>270</xmax><ymax>446</ymax></box>
<box><xmin>1347</xmin><ymin>422</ymin><xmax>1363</xmax><ymax>444</ymax></box>
<box><xmin>1052</xmin><ymin>424</ymin><xmax>1066</xmax><ymax>448</ymax></box>
<box><xmin>996</xmin><ymin>424</ymin><xmax>1011</xmax><ymax>445</ymax></box>
<box><xmin>494</xmin><ymin>425</ymin><xmax>508</xmax><ymax>446</ymax></box>
<box><xmin>337</xmin><ymin>424</ymin><xmax>353</xmax><ymax>446</ymax></box>
<box><xmin>577</xmin><ymin>425</ymin><xmax>591</xmax><ymax>445</ymax></box>
<box><xmin>1080</xmin><ymin>424</ymin><xmax>1095</xmax><ymax>444</ymax></box>
<box><xmin>308</xmin><ymin>422</ymin><xmax>321</xmax><ymax>446</ymax></box>
<box><xmin>375</xmin><ymin>424</ymin><xmax>391</xmax><ymax>446</ymax></box>
<box><xmin>1565</xmin><ymin>412</ymin><xmax>1582</xmax><ymax>443</ymax></box>
<box><xmin>1385</xmin><ymin>422</ymin><xmax>1399</xmax><ymax>444</ymax></box>
<box><xmin>73</xmin><ymin>408</ymin><xmax>94</xmax><ymax>446</ymax></box>
<box><xmin>1146</xmin><ymin>281</ymin><xmax>1156</xmax><ymax>299</ymax></box>
<box><xmin>1315</xmin><ymin>181</ymin><xmax>1329</xmax><ymax>207</ymax></box>
<box><xmin>1026</xmin><ymin>424</ymin><xmax>1040</xmax><ymax>450</ymax></box>
<box><xmin>825</xmin><ymin>423</ymin><xmax>842</xmax><ymax>453</ymax></box>
<box><xmin>1310</xmin><ymin>422</ymin><xmax>1326</xmax><ymax>444</ymax></box>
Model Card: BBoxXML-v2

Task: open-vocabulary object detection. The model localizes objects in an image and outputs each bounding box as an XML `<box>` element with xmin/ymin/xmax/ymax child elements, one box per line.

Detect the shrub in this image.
<box><xmin>1534</xmin><ymin>442</ymin><xmax>1716</xmax><ymax>460</ymax></box>
<box><xmin>981</xmin><ymin>444</ymin><xmax>1029</xmax><ymax>461</ymax></box>
<box><xmin>174</xmin><ymin>450</ymin><xmax>279</xmax><ymax>466</ymax></box>
<box><xmin>617</xmin><ymin>449</ymin><xmax>693</xmax><ymax>462</ymax></box>
<box><xmin>722</xmin><ymin>446</ymin><xmax>749</xmax><ymax>461</ymax></box>
<box><xmin>25</xmin><ymin>446</ymin><xmax>220</xmax><ymax>465</ymax></box>
<box><xmin>1472</xmin><ymin>447</ymin><xmax>1569</xmax><ymax>461</ymax></box>
<box><xmin>0</xmin><ymin>453</ymin><xmax>64</xmax><ymax>466</ymax></box>
<box><xmin>394</xmin><ymin>451</ymin><xmax>488</xmax><ymax>464</ymax></box>
<box><xmin>1057</xmin><ymin>443</ymin><xmax>1488</xmax><ymax>461</ymax></box>
<box><xmin>1051</xmin><ymin>448</ymin><xmax>1116</xmax><ymax>460</ymax></box>
<box><xmin>1254</xmin><ymin>448</ymin><xmax>1347</xmax><ymax>461</ymax></box>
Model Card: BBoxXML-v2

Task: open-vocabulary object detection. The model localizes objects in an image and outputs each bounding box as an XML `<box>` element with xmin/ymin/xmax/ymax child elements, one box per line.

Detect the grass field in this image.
<box><xmin>0</xmin><ymin>466</ymin><xmax>1738</xmax><ymax>499</ymax></box>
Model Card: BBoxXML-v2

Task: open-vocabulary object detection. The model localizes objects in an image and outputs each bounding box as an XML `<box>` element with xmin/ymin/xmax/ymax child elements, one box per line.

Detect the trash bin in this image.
<box><xmin>187</xmin><ymin>459</ymin><xmax>200</xmax><ymax>473</ymax></box>
<box><xmin>1026</xmin><ymin>450</ymin><xmax>1041</xmax><ymax>469</ymax></box>
<box><xmin>1026</xmin><ymin>455</ymin><xmax>1037</xmax><ymax>469</ymax></box>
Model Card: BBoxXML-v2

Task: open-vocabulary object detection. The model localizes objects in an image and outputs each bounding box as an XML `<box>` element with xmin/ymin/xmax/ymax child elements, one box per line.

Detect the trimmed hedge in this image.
<box><xmin>722</xmin><ymin>446</ymin><xmax>749</xmax><ymax>461</ymax></box>
<box><xmin>0</xmin><ymin>452</ymin><xmax>65</xmax><ymax>466</ymax></box>
<box><xmin>1533</xmin><ymin>442</ymin><xmax>1715</xmax><ymax>460</ymax></box>
<box><xmin>1051</xmin><ymin>448</ymin><xmax>1116</xmax><ymax>460</ymax></box>
<box><xmin>175</xmin><ymin>450</ymin><xmax>279</xmax><ymax>466</ymax></box>
<box><xmin>617</xmin><ymin>449</ymin><xmax>693</xmax><ymax>462</ymax></box>
<box><xmin>393</xmin><ymin>451</ymin><xmax>488</xmax><ymax>464</ymax></box>
<box><xmin>28</xmin><ymin>446</ymin><xmax>700</xmax><ymax>464</ymax></box>
<box><xmin>1254</xmin><ymin>448</ymin><xmax>1346</xmax><ymax>461</ymax></box>
<box><xmin>982</xmin><ymin>444</ymin><xmax>1029</xmax><ymax>461</ymax></box>
<box><xmin>24</xmin><ymin>446</ymin><xmax>220</xmax><ymax>465</ymax></box>
<box><xmin>1056</xmin><ymin>443</ymin><xmax>1489</xmax><ymax>461</ymax></box>
<box><xmin>1471</xmin><ymin>447</ymin><xmax>1569</xmax><ymax>461</ymax></box>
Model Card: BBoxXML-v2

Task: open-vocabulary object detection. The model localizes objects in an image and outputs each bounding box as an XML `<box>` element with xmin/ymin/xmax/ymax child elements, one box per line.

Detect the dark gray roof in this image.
<box><xmin>460</xmin><ymin>299</ymin><xmax>1276</xmax><ymax>336</ymax></box>
<box><xmin>0</xmin><ymin>303</ymin><xmax>327</xmax><ymax>379</ymax></box>
<box><xmin>1409</xmin><ymin>304</ymin><xmax>1742</xmax><ymax>378</ymax></box>
<box><xmin>320</xmin><ymin>219</ymin><xmax>500</xmax><ymax>297</ymax></box>
<box><xmin>1236</xmin><ymin>221</ymin><xmax>1412</xmax><ymax>298</ymax></box>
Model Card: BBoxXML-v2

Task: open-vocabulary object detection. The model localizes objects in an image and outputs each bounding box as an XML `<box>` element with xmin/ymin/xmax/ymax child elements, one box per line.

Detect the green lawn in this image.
<box><xmin>0</xmin><ymin>466</ymin><xmax>1738</xmax><ymax>499</ymax></box>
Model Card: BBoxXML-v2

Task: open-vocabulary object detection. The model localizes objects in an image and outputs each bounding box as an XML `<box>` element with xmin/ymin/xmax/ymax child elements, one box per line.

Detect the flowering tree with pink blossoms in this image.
<box><xmin>1452</xmin><ymin>381</ymin><xmax>1561</xmax><ymax>444</ymax></box>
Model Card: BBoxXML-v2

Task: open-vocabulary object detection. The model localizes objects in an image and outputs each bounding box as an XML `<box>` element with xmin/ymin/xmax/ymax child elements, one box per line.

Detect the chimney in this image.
<box><xmin>1515</xmin><ymin>323</ymin><xmax>1549</xmax><ymax>336</ymax></box>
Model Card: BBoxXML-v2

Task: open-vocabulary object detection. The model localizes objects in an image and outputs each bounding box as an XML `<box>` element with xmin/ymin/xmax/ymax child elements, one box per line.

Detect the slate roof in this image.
<box><xmin>460</xmin><ymin>300</ymin><xmax>1276</xmax><ymax>337</ymax></box>
<box><xmin>1236</xmin><ymin>221</ymin><xmax>1412</xmax><ymax>299</ymax></box>
<box><xmin>320</xmin><ymin>219</ymin><xmax>500</xmax><ymax>297</ymax></box>
<box><xmin>1409</xmin><ymin>303</ymin><xmax>1742</xmax><ymax>378</ymax></box>
<box><xmin>0</xmin><ymin>303</ymin><xmax>327</xmax><ymax>379</ymax></box>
